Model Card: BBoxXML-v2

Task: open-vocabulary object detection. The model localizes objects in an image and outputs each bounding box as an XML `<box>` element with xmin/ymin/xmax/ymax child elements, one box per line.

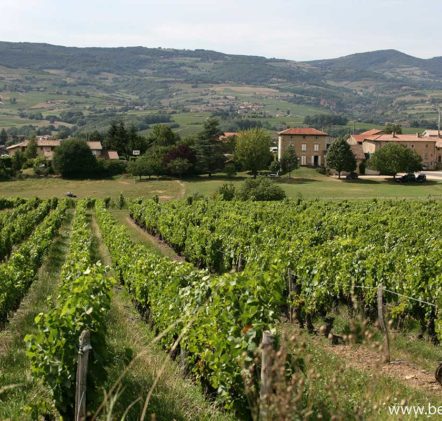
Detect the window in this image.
<box><xmin>301</xmin><ymin>143</ymin><xmax>307</xmax><ymax>152</ymax></box>
<box><xmin>314</xmin><ymin>144</ymin><xmax>319</xmax><ymax>152</ymax></box>
<box><xmin>301</xmin><ymin>155</ymin><xmax>306</xmax><ymax>165</ymax></box>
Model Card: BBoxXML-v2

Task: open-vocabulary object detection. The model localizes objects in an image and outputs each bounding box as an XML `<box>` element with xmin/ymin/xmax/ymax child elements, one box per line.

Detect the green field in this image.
<box><xmin>1</xmin><ymin>169</ymin><xmax>441</xmax><ymax>201</ymax></box>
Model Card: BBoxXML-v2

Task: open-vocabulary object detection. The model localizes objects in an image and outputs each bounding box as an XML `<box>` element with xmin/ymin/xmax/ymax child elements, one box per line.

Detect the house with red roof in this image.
<box><xmin>348</xmin><ymin>129</ymin><xmax>442</xmax><ymax>169</ymax></box>
<box><xmin>278</xmin><ymin>128</ymin><xmax>331</xmax><ymax>167</ymax></box>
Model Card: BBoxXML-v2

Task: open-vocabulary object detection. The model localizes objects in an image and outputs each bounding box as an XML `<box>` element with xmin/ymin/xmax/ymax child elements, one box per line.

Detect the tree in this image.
<box><xmin>198</xmin><ymin>117</ymin><xmax>223</xmax><ymax>141</ymax></box>
<box><xmin>128</xmin><ymin>154</ymin><xmax>162</xmax><ymax>179</ymax></box>
<box><xmin>167</xmin><ymin>158</ymin><xmax>192</xmax><ymax>178</ymax></box>
<box><xmin>368</xmin><ymin>143</ymin><xmax>422</xmax><ymax>179</ymax></box>
<box><xmin>24</xmin><ymin>138</ymin><xmax>38</xmax><ymax>160</ymax></box>
<box><xmin>127</xmin><ymin>125</ymin><xmax>148</xmax><ymax>155</ymax></box>
<box><xmin>235</xmin><ymin>128</ymin><xmax>273</xmax><ymax>178</ymax></box>
<box><xmin>326</xmin><ymin>138</ymin><xmax>356</xmax><ymax>178</ymax></box>
<box><xmin>104</xmin><ymin>120</ymin><xmax>128</xmax><ymax>156</ymax></box>
<box><xmin>147</xmin><ymin>124</ymin><xmax>180</xmax><ymax>147</ymax></box>
<box><xmin>280</xmin><ymin>145</ymin><xmax>299</xmax><ymax>177</ymax></box>
<box><xmin>0</xmin><ymin>129</ymin><xmax>7</xmax><ymax>145</ymax></box>
<box><xmin>53</xmin><ymin>140</ymin><xmax>98</xmax><ymax>178</ymax></box>
<box><xmin>384</xmin><ymin>123</ymin><xmax>402</xmax><ymax>134</ymax></box>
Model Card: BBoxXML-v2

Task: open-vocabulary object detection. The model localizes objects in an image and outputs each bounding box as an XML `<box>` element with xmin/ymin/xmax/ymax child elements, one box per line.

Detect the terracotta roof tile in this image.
<box><xmin>279</xmin><ymin>128</ymin><xmax>328</xmax><ymax>136</ymax></box>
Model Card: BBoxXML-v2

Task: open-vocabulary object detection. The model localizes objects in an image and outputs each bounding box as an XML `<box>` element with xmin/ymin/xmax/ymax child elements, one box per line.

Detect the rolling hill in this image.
<box><xmin>0</xmin><ymin>41</ymin><xmax>440</xmax><ymax>137</ymax></box>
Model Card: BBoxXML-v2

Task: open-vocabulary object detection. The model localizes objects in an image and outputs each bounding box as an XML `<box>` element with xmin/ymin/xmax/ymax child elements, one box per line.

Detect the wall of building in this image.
<box><xmin>278</xmin><ymin>135</ymin><xmax>330</xmax><ymax>166</ymax></box>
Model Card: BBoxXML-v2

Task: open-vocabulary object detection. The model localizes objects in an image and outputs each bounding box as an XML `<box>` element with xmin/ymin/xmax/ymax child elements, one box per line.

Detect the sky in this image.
<box><xmin>1</xmin><ymin>0</ymin><xmax>441</xmax><ymax>61</ymax></box>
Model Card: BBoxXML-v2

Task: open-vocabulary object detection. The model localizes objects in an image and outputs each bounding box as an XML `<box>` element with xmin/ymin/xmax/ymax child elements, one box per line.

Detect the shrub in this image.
<box><xmin>216</xmin><ymin>183</ymin><xmax>236</xmax><ymax>201</ymax></box>
<box><xmin>224</xmin><ymin>163</ymin><xmax>237</xmax><ymax>178</ymax></box>
<box><xmin>236</xmin><ymin>177</ymin><xmax>286</xmax><ymax>201</ymax></box>
<box><xmin>97</xmin><ymin>159</ymin><xmax>127</xmax><ymax>177</ymax></box>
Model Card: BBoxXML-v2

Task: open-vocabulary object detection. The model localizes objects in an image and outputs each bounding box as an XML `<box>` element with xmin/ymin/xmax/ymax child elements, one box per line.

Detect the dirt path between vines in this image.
<box><xmin>90</xmin><ymin>215</ymin><xmax>233</xmax><ymax>421</ymax></box>
<box><xmin>323</xmin><ymin>339</ymin><xmax>440</xmax><ymax>394</ymax></box>
<box><xmin>123</xmin><ymin>214</ymin><xmax>185</xmax><ymax>262</ymax></box>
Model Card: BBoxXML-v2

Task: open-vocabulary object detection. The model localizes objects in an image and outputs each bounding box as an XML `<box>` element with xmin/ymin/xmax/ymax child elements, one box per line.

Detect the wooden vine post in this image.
<box><xmin>260</xmin><ymin>331</ymin><xmax>275</xmax><ymax>421</ymax></box>
<box><xmin>75</xmin><ymin>330</ymin><xmax>92</xmax><ymax>421</ymax></box>
<box><xmin>377</xmin><ymin>284</ymin><xmax>390</xmax><ymax>363</ymax></box>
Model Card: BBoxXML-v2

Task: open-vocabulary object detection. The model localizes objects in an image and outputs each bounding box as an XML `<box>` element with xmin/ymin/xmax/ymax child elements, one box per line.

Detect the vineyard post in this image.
<box><xmin>377</xmin><ymin>284</ymin><xmax>390</xmax><ymax>363</ymax></box>
<box><xmin>287</xmin><ymin>269</ymin><xmax>293</xmax><ymax>322</ymax></box>
<box><xmin>75</xmin><ymin>330</ymin><xmax>92</xmax><ymax>421</ymax></box>
<box><xmin>259</xmin><ymin>331</ymin><xmax>275</xmax><ymax>421</ymax></box>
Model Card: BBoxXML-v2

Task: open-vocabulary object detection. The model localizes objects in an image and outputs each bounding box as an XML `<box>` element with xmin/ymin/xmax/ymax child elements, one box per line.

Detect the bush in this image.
<box><xmin>236</xmin><ymin>177</ymin><xmax>286</xmax><ymax>201</ymax></box>
<box><xmin>97</xmin><ymin>159</ymin><xmax>127</xmax><ymax>177</ymax></box>
<box><xmin>224</xmin><ymin>163</ymin><xmax>237</xmax><ymax>178</ymax></box>
<box><xmin>216</xmin><ymin>183</ymin><xmax>236</xmax><ymax>201</ymax></box>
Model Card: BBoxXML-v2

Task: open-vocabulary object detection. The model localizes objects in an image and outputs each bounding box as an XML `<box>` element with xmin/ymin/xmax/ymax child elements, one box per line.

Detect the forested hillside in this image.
<box><xmin>0</xmin><ymin>42</ymin><xmax>440</xmax><ymax>138</ymax></box>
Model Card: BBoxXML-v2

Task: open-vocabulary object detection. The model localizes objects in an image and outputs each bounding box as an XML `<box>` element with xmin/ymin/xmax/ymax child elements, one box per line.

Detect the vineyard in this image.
<box><xmin>0</xmin><ymin>196</ymin><xmax>441</xmax><ymax>420</ymax></box>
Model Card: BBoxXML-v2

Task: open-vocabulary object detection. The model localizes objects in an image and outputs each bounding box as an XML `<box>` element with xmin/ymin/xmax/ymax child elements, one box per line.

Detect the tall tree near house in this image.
<box><xmin>235</xmin><ymin>128</ymin><xmax>273</xmax><ymax>178</ymax></box>
<box><xmin>127</xmin><ymin>124</ymin><xmax>148</xmax><ymax>155</ymax></box>
<box><xmin>194</xmin><ymin>117</ymin><xmax>225</xmax><ymax>176</ymax></box>
<box><xmin>0</xmin><ymin>129</ymin><xmax>7</xmax><ymax>145</ymax></box>
<box><xmin>104</xmin><ymin>120</ymin><xmax>128</xmax><ymax>156</ymax></box>
<box><xmin>24</xmin><ymin>138</ymin><xmax>38</xmax><ymax>159</ymax></box>
<box><xmin>368</xmin><ymin>143</ymin><xmax>422</xmax><ymax>179</ymax></box>
<box><xmin>280</xmin><ymin>145</ymin><xmax>299</xmax><ymax>178</ymax></box>
<box><xmin>147</xmin><ymin>124</ymin><xmax>180</xmax><ymax>147</ymax></box>
<box><xmin>326</xmin><ymin>137</ymin><xmax>356</xmax><ymax>178</ymax></box>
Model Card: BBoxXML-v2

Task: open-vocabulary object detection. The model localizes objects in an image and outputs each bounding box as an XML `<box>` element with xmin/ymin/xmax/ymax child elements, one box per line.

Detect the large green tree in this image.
<box><xmin>326</xmin><ymin>138</ymin><xmax>357</xmax><ymax>178</ymax></box>
<box><xmin>280</xmin><ymin>144</ymin><xmax>299</xmax><ymax>177</ymax></box>
<box><xmin>368</xmin><ymin>143</ymin><xmax>422</xmax><ymax>179</ymax></box>
<box><xmin>194</xmin><ymin>117</ymin><xmax>225</xmax><ymax>176</ymax></box>
<box><xmin>0</xmin><ymin>129</ymin><xmax>7</xmax><ymax>145</ymax></box>
<box><xmin>234</xmin><ymin>128</ymin><xmax>273</xmax><ymax>178</ymax></box>
<box><xmin>128</xmin><ymin>154</ymin><xmax>162</xmax><ymax>179</ymax></box>
<box><xmin>104</xmin><ymin>120</ymin><xmax>128</xmax><ymax>156</ymax></box>
<box><xmin>24</xmin><ymin>138</ymin><xmax>38</xmax><ymax>159</ymax></box>
<box><xmin>53</xmin><ymin>140</ymin><xmax>98</xmax><ymax>178</ymax></box>
<box><xmin>147</xmin><ymin>124</ymin><xmax>180</xmax><ymax>147</ymax></box>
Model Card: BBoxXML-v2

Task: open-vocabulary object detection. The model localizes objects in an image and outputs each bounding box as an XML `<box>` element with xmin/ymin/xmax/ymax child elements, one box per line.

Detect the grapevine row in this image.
<box><xmin>95</xmin><ymin>201</ymin><xmax>283</xmax><ymax>409</ymax></box>
<box><xmin>0</xmin><ymin>198</ymin><xmax>67</xmax><ymax>324</ymax></box>
<box><xmin>129</xmin><ymin>198</ymin><xmax>442</xmax><ymax>341</ymax></box>
<box><xmin>26</xmin><ymin>200</ymin><xmax>113</xmax><ymax>419</ymax></box>
<box><xmin>0</xmin><ymin>198</ymin><xmax>56</xmax><ymax>260</ymax></box>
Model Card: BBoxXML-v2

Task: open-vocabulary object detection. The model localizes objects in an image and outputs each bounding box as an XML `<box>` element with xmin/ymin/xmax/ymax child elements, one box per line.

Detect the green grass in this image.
<box><xmin>0</xmin><ymin>176</ymin><xmax>184</xmax><ymax>201</ymax></box>
<box><xmin>0</xmin><ymin>212</ymin><xmax>73</xmax><ymax>420</ymax></box>
<box><xmin>2</xmin><ymin>169</ymin><xmax>441</xmax><ymax>202</ymax></box>
<box><xmin>184</xmin><ymin>168</ymin><xmax>442</xmax><ymax>200</ymax></box>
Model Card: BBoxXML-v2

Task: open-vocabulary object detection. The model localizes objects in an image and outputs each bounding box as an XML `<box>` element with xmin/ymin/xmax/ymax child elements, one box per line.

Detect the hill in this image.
<box><xmin>0</xmin><ymin>42</ymin><xmax>440</xmax><ymax>137</ymax></box>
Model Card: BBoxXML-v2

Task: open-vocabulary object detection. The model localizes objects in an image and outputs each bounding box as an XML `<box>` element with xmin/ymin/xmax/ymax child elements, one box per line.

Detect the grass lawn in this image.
<box><xmin>0</xmin><ymin>176</ymin><xmax>184</xmax><ymax>200</ymax></box>
<box><xmin>185</xmin><ymin>167</ymin><xmax>442</xmax><ymax>200</ymax></box>
<box><xmin>1</xmin><ymin>169</ymin><xmax>441</xmax><ymax>201</ymax></box>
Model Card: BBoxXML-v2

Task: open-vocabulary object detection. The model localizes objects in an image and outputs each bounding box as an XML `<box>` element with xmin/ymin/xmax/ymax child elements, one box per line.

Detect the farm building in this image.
<box><xmin>348</xmin><ymin>129</ymin><xmax>442</xmax><ymax>169</ymax></box>
<box><xmin>6</xmin><ymin>139</ymin><xmax>119</xmax><ymax>161</ymax></box>
<box><xmin>277</xmin><ymin>128</ymin><xmax>331</xmax><ymax>167</ymax></box>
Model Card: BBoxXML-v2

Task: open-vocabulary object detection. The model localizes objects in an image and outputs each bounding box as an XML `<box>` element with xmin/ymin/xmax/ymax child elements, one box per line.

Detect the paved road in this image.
<box><xmin>422</xmin><ymin>171</ymin><xmax>442</xmax><ymax>181</ymax></box>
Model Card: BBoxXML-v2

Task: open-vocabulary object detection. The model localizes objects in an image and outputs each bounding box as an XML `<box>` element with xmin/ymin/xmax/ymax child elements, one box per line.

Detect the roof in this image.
<box><xmin>86</xmin><ymin>141</ymin><xmax>103</xmax><ymax>150</ymax></box>
<box><xmin>278</xmin><ymin>128</ymin><xmax>328</xmax><ymax>136</ymax></box>
<box><xmin>104</xmin><ymin>150</ymin><xmax>119</xmax><ymax>160</ymax></box>
<box><xmin>423</xmin><ymin>130</ymin><xmax>442</xmax><ymax>138</ymax></box>
<box><xmin>351</xmin><ymin>129</ymin><xmax>384</xmax><ymax>143</ymax></box>
<box><xmin>366</xmin><ymin>134</ymin><xmax>437</xmax><ymax>142</ymax></box>
<box><xmin>6</xmin><ymin>139</ymin><xmax>60</xmax><ymax>150</ymax></box>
